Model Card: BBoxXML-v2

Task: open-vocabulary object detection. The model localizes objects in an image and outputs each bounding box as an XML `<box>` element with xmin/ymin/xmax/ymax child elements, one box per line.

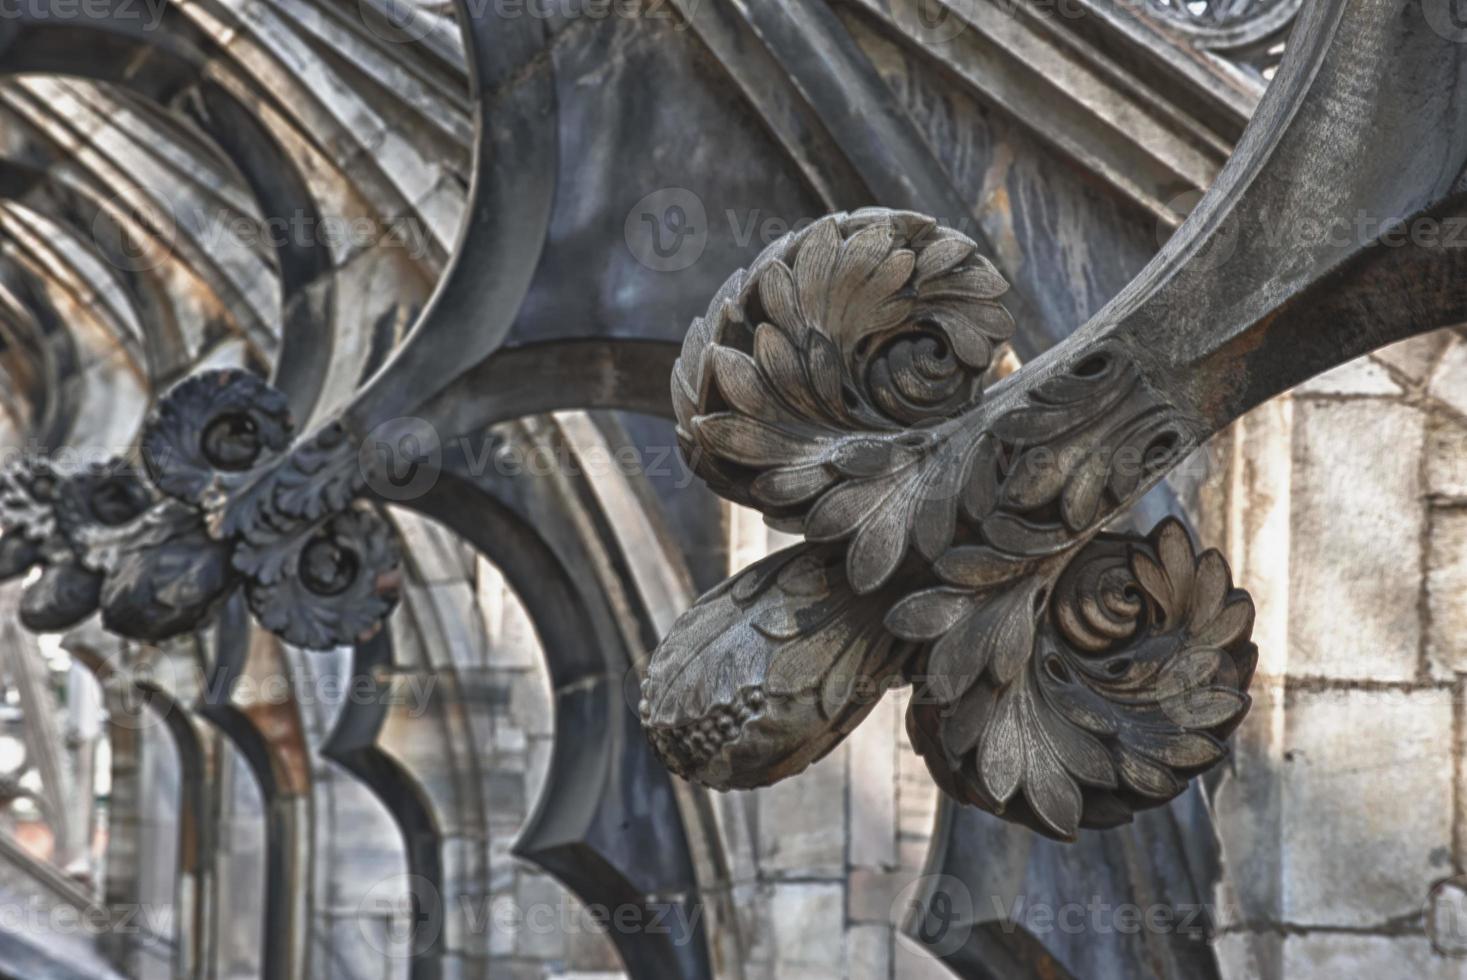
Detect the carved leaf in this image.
<box><xmin>97</xmin><ymin>500</ymin><xmax>239</xmax><ymax>642</ymax></box>
<box><xmin>650</xmin><ymin>209</ymin><xmax>1251</xmax><ymax>838</ymax></box>
<box><xmin>0</xmin><ymin>459</ymin><xmax>60</xmax><ymax>578</ymax></box>
<box><xmin>96</xmin><ymin>370</ymin><xmax>402</xmax><ymax>649</ymax></box>
<box><xmin>904</xmin><ymin>518</ymin><xmax>1256</xmax><ymax>840</ymax></box>
<box><xmin>0</xmin><ymin>458</ymin><xmax>156</xmax><ymax>631</ymax></box>
<box><xmin>19</xmin><ymin>564</ymin><xmax>103</xmax><ymax>633</ymax></box>
<box><xmin>640</xmin><ymin>543</ymin><xmax>914</xmax><ymax>790</ymax></box>
<box><xmin>673</xmin><ymin>210</ymin><xmax>1015</xmax><ymax>592</ymax></box>
<box><xmin>245</xmin><ymin>505</ymin><xmax>402</xmax><ymax>650</ymax></box>
<box><xmin>141</xmin><ymin>369</ymin><xmax>294</xmax><ymax>504</ymax></box>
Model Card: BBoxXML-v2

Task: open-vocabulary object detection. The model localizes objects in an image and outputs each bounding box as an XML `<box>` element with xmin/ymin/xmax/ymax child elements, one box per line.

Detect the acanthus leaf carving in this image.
<box><xmin>0</xmin><ymin>457</ymin><xmax>155</xmax><ymax>633</ymax></box>
<box><xmin>4</xmin><ymin>369</ymin><xmax>402</xmax><ymax>649</ymax></box>
<box><xmin>903</xmin><ymin>519</ymin><xmax>1255</xmax><ymax>841</ymax></box>
<box><xmin>244</xmin><ymin>505</ymin><xmax>402</xmax><ymax>650</ymax></box>
<box><xmin>639</xmin><ymin>542</ymin><xmax>913</xmax><ymax>790</ymax></box>
<box><xmin>645</xmin><ymin>207</ymin><xmax>1257</xmax><ymax>839</ymax></box>
<box><xmin>140</xmin><ymin>368</ymin><xmax>294</xmax><ymax>504</ymax></box>
<box><xmin>674</xmin><ymin>209</ymin><xmax>1015</xmax><ymax>593</ymax></box>
<box><xmin>94</xmin><ymin>500</ymin><xmax>239</xmax><ymax>641</ymax></box>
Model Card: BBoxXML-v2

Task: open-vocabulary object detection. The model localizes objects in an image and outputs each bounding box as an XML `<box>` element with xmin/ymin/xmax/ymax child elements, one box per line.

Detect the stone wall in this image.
<box><xmin>1208</xmin><ymin>328</ymin><xmax>1467</xmax><ymax>978</ymax></box>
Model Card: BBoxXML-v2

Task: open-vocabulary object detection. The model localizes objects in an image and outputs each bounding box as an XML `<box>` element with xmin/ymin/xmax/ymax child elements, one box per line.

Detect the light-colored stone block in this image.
<box><xmin>511</xmin><ymin>669</ymin><xmax>556</xmax><ymax>739</ymax></box>
<box><xmin>563</xmin><ymin>894</ymin><xmax>625</xmax><ymax>973</ymax></box>
<box><xmin>893</xmin><ymin>690</ymin><xmax>940</xmax><ymax>872</ymax></box>
<box><xmin>1281</xmin><ymin>933</ymin><xmax>1464</xmax><ymax>978</ymax></box>
<box><xmin>1427</xmin><ymin>413</ymin><xmax>1467</xmax><ymax>498</ymax></box>
<box><xmin>848</xmin><ymin>869</ymin><xmax>910</xmax><ymax>924</ymax></box>
<box><xmin>732</xmin><ymin>881</ymin><xmax>775</xmax><ymax>968</ymax></box>
<box><xmin>846</xmin><ymin>924</ymin><xmax>891</xmax><ymax>980</ymax></box>
<box><xmin>1428</xmin><ymin>508</ymin><xmax>1467</xmax><ymax>677</ymax></box>
<box><xmin>486</xmin><ymin>892</ymin><xmax>516</xmax><ymax>959</ymax></box>
<box><xmin>771</xmin><ymin>883</ymin><xmax>844</xmax><ymax>979</ymax></box>
<box><xmin>1428</xmin><ymin>877</ymin><xmax>1467</xmax><ymax>956</ymax></box>
<box><xmin>893</xmin><ymin>932</ymin><xmax>962</xmax><ymax>978</ymax></box>
<box><xmin>1374</xmin><ymin>330</ymin><xmax>1453</xmax><ymax>385</ymax></box>
<box><xmin>513</xmin><ymin>872</ymin><xmax>567</xmax><ymax>961</ymax></box>
<box><xmin>849</xmin><ymin>692</ymin><xmax>898</xmax><ymax>871</ymax></box>
<box><xmin>758</xmin><ymin>742</ymin><xmax>848</xmax><ymax>878</ymax></box>
<box><xmin>1213</xmin><ymin>930</ymin><xmax>1281</xmax><ymax>980</ymax></box>
<box><xmin>525</xmin><ymin>736</ymin><xmax>554</xmax><ymax>811</ymax></box>
<box><xmin>1430</xmin><ymin>335</ymin><xmax>1467</xmax><ymax>418</ymax></box>
<box><xmin>1281</xmin><ymin>687</ymin><xmax>1454</xmax><ymax>926</ymax></box>
<box><xmin>323</xmin><ymin>915</ymin><xmax>394</xmax><ymax>980</ymax></box>
<box><xmin>1295</xmin><ymin>356</ymin><xmax>1401</xmax><ymax>395</ymax></box>
<box><xmin>1211</xmin><ymin>677</ymin><xmax>1287</xmax><ymax>930</ymax></box>
<box><xmin>1289</xmin><ymin>400</ymin><xmax>1423</xmax><ymax>680</ymax></box>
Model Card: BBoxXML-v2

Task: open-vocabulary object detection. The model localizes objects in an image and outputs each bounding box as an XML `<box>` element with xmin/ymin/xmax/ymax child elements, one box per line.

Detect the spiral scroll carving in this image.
<box><xmin>904</xmin><ymin>520</ymin><xmax>1255</xmax><ymax>840</ymax></box>
<box><xmin>643</xmin><ymin>208</ymin><xmax>1256</xmax><ymax>840</ymax></box>
<box><xmin>1</xmin><ymin>370</ymin><xmax>402</xmax><ymax>649</ymax></box>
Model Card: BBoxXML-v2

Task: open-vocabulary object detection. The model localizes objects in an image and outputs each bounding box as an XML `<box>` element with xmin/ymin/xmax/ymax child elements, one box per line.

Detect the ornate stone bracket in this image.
<box><xmin>637</xmin><ymin>209</ymin><xmax>1256</xmax><ymax>840</ymax></box>
<box><xmin>640</xmin><ymin>0</ymin><xmax>1467</xmax><ymax>840</ymax></box>
<box><xmin>0</xmin><ymin>371</ymin><xmax>402</xmax><ymax>649</ymax></box>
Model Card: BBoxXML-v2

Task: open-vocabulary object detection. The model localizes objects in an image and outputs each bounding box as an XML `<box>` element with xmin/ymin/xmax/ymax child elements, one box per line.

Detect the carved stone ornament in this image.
<box><xmin>0</xmin><ymin>370</ymin><xmax>402</xmax><ymax>649</ymax></box>
<box><xmin>640</xmin><ymin>209</ymin><xmax>1257</xmax><ymax>840</ymax></box>
<box><xmin>0</xmin><ymin>457</ymin><xmax>153</xmax><ymax>633</ymax></box>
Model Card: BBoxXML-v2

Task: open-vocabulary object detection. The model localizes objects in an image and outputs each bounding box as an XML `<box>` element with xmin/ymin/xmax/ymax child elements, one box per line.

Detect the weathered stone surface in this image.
<box><xmin>509</xmin><ymin>669</ymin><xmax>556</xmax><ymax>740</ymax></box>
<box><xmin>1427</xmin><ymin>877</ymin><xmax>1467</xmax><ymax>956</ymax></box>
<box><xmin>563</xmin><ymin>894</ymin><xmax>626</xmax><ymax>974</ymax></box>
<box><xmin>1213</xmin><ymin>931</ymin><xmax>1282</xmax><ymax>980</ymax></box>
<box><xmin>847</xmin><ymin>869</ymin><xmax>908</xmax><ymax>924</ymax></box>
<box><xmin>480</xmin><ymin>562</ymin><xmax>539</xmax><ymax>670</ymax></box>
<box><xmin>732</xmin><ymin>881</ymin><xmax>775</xmax><ymax>972</ymax></box>
<box><xmin>1429</xmin><ymin>336</ymin><xmax>1467</xmax><ymax>419</ymax></box>
<box><xmin>1373</xmin><ymin>330</ymin><xmax>1454</xmax><ymax>385</ymax></box>
<box><xmin>322</xmin><ymin>916</ymin><xmax>393</xmax><ymax>980</ymax></box>
<box><xmin>892</xmin><ymin>934</ymin><xmax>963</xmax><ymax>978</ymax></box>
<box><xmin>1212</xmin><ymin>677</ymin><xmax>1286</xmax><ymax>930</ymax></box>
<box><xmin>1427</xmin><ymin>508</ymin><xmax>1467</xmax><ymax>678</ymax></box>
<box><xmin>758</xmin><ymin>743</ymin><xmax>848</xmax><ymax>878</ymax></box>
<box><xmin>1295</xmin><ymin>356</ymin><xmax>1401</xmax><ymax>396</ymax></box>
<box><xmin>514</xmin><ymin>872</ymin><xmax>568</xmax><ymax>961</ymax></box>
<box><xmin>1282</xmin><ymin>933</ymin><xmax>1463</xmax><ymax>978</ymax></box>
<box><xmin>845</xmin><ymin>924</ymin><xmax>891</xmax><ymax>980</ymax></box>
<box><xmin>487</xmin><ymin>890</ymin><xmax>515</xmax><ymax>959</ymax></box>
<box><xmin>1289</xmin><ymin>400</ymin><xmax>1424</xmax><ymax>680</ymax></box>
<box><xmin>893</xmin><ymin>689</ymin><xmax>938</xmax><ymax>872</ymax></box>
<box><xmin>848</xmin><ymin>692</ymin><xmax>898</xmax><ymax>872</ymax></box>
<box><xmin>1281</xmin><ymin>687</ymin><xmax>1454</xmax><ymax>926</ymax></box>
<box><xmin>771</xmin><ymin>883</ymin><xmax>844</xmax><ymax>980</ymax></box>
<box><xmin>25</xmin><ymin>0</ymin><xmax>1467</xmax><ymax>977</ymax></box>
<box><xmin>1427</xmin><ymin>413</ymin><xmax>1467</xmax><ymax>499</ymax></box>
